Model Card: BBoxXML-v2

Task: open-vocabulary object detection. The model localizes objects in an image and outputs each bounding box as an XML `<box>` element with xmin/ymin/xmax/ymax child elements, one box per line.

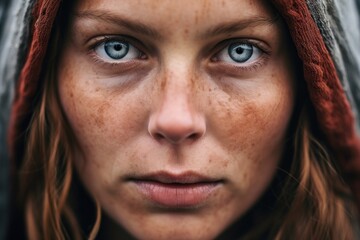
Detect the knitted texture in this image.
<box><xmin>8</xmin><ymin>0</ymin><xmax>61</xmax><ymax>167</ymax></box>
<box><xmin>271</xmin><ymin>0</ymin><xmax>360</xmax><ymax>211</ymax></box>
<box><xmin>306</xmin><ymin>0</ymin><xmax>360</xmax><ymax>132</ymax></box>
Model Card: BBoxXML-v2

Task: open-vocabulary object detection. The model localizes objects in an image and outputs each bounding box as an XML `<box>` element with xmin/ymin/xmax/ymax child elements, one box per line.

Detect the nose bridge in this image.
<box><xmin>162</xmin><ymin>68</ymin><xmax>193</xmax><ymax>112</ymax></box>
<box><xmin>159</xmin><ymin>53</ymin><xmax>199</xmax><ymax>115</ymax></box>
<box><xmin>148</xmin><ymin>65</ymin><xmax>206</xmax><ymax>144</ymax></box>
<box><xmin>162</xmin><ymin>48</ymin><xmax>196</xmax><ymax>91</ymax></box>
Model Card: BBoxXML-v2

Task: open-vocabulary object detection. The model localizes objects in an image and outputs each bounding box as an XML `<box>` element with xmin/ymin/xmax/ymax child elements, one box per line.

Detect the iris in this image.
<box><xmin>104</xmin><ymin>41</ymin><xmax>129</xmax><ymax>59</ymax></box>
<box><xmin>228</xmin><ymin>43</ymin><xmax>253</xmax><ymax>63</ymax></box>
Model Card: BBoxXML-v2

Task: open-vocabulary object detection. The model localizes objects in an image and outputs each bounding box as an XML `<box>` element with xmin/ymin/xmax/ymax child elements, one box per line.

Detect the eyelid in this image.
<box><xmin>211</xmin><ymin>38</ymin><xmax>271</xmax><ymax>61</ymax></box>
<box><xmin>207</xmin><ymin>38</ymin><xmax>272</xmax><ymax>74</ymax></box>
<box><xmin>88</xmin><ymin>35</ymin><xmax>148</xmax><ymax>59</ymax></box>
<box><xmin>85</xmin><ymin>35</ymin><xmax>150</xmax><ymax>74</ymax></box>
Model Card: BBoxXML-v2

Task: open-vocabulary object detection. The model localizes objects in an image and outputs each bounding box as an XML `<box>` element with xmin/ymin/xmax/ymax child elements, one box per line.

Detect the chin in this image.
<box><xmin>108</xmin><ymin>211</ymin><xmax>236</xmax><ymax>240</ymax></box>
<box><xmin>129</xmin><ymin>226</ymin><xmax>223</xmax><ymax>240</ymax></box>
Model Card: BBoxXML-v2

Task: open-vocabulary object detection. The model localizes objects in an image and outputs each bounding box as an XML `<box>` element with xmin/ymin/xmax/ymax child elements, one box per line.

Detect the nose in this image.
<box><xmin>148</xmin><ymin>76</ymin><xmax>206</xmax><ymax>145</ymax></box>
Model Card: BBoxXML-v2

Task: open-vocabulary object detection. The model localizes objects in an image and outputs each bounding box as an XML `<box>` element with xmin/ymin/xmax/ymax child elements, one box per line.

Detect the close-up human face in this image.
<box><xmin>58</xmin><ymin>0</ymin><xmax>297</xmax><ymax>239</ymax></box>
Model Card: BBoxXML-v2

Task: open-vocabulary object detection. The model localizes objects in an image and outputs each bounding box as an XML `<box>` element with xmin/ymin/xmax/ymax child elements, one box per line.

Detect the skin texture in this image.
<box><xmin>58</xmin><ymin>0</ymin><xmax>297</xmax><ymax>239</ymax></box>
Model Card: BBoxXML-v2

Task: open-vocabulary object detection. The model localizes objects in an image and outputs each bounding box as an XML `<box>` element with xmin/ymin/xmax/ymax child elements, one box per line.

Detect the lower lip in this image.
<box><xmin>134</xmin><ymin>181</ymin><xmax>220</xmax><ymax>208</ymax></box>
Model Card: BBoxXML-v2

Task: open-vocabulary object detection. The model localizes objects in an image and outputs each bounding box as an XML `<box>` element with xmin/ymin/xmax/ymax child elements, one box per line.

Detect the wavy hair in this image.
<box><xmin>273</xmin><ymin>106</ymin><xmax>356</xmax><ymax>239</ymax></box>
<box><xmin>16</xmin><ymin>11</ymin><xmax>101</xmax><ymax>238</ymax></box>
<box><xmin>249</xmin><ymin>104</ymin><xmax>356</xmax><ymax>239</ymax></box>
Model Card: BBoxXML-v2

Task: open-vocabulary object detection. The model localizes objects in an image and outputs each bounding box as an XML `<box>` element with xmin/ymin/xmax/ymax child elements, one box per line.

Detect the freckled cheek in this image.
<box><xmin>60</xmin><ymin>89</ymin><xmax>147</xmax><ymax>154</ymax></box>
<box><xmin>214</xmin><ymin>93</ymin><xmax>293</xmax><ymax>158</ymax></box>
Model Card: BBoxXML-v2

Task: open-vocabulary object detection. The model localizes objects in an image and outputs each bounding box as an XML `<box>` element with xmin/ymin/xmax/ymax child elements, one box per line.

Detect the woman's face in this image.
<box><xmin>58</xmin><ymin>0</ymin><xmax>297</xmax><ymax>238</ymax></box>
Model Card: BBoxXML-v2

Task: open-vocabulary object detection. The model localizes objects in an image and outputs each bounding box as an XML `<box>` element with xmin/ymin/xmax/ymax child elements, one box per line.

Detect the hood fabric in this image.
<box><xmin>0</xmin><ymin>0</ymin><xmax>360</xmax><ymax>238</ymax></box>
<box><xmin>272</xmin><ymin>0</ymin><xmax>360</xmax><ymax>209</ymax></box>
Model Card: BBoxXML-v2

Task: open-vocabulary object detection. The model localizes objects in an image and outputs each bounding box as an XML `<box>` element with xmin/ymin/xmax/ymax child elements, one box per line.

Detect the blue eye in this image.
<box><xmin>216</xmin><ymin>42</ymin><xmax>262</xmax><ymax>64</ymax></box>
<box><xmin>104</xmin><ymin>41</ymin><xmax>129</xmax><ymax>59</ymax></box>
<box><xmin>228</xmin><ymin>43</ymin><xmax>253</xmax><ymax>62</ymax></box>
<box><xmin>95</xmin><ymin>40</ymin><xmax>142</xmax><ymax>62</ymax></box>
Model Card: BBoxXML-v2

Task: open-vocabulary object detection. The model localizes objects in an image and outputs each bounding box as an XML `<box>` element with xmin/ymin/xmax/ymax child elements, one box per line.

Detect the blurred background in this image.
<box><xmin>1</xmin><ymin>0</ymin><xmax>12</xmax><ymax>239</ymax></box>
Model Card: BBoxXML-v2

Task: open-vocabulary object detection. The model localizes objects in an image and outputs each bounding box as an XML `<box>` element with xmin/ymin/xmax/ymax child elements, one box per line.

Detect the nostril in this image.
<box><xmin>154</xmin><ymin>133</ymin><xmax>165</xmax><ymax>141</ymax></box>
<box><xmin>188</xmin><ymin>133</ymin><xmax>199</xmax><ymax>140</ymax></box>
<box><xmin>153</xmin><ymin>131</ymin><xmax>201</xmax><ymax>144</ymax></box>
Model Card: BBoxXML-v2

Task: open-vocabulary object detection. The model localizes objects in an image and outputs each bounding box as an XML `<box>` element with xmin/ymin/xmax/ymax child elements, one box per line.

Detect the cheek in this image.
<box><xmin>64</xmin><ymin>95</ymin><xmax>141</xmax><ymax>148</ymax></box>
<box><xmin>208</xmin><ymin>69</ymin><xmax>295</xmax><ymax>195</ymax></box>
<box><xmin>57</xmin><ymin>66</ymin><xmax>147</xmax><ymax>166</ymax></box>
<box><xmin>212</xmin><ymin>87</ymin><xmax>293</xmax><ymax>156</ymax></box>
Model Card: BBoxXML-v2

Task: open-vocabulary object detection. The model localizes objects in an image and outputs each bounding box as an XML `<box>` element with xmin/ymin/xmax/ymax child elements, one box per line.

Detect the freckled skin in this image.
<box><xmin>58</xmin><ymin>0</ymin><xmax>297</xmax><ymax>239</ymax></box>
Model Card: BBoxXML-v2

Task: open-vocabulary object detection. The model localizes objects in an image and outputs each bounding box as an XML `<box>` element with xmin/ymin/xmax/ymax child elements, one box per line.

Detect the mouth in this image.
<box><xmin>126</xmin><ymin>171</ymin><xmax>223</xmax><ymax>208</ymax></box>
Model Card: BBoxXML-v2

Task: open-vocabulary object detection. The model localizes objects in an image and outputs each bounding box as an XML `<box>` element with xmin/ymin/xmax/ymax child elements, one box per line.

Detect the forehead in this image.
<box><xmin>74</xmin><ymin>0</ymin><xmax>278</xmax><ymax>33</ymax></box>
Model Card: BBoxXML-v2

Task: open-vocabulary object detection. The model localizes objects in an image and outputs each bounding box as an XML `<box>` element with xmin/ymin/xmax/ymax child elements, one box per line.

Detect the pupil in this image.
<box><xmin>236</xmin><ymin>47</ymin><xmax>244</xmax><ymax>54</ymax></box>
<box><xmin>114</xmin><ymin>44</ymin><xmax>123</xmax><ymax>51</ymax></box>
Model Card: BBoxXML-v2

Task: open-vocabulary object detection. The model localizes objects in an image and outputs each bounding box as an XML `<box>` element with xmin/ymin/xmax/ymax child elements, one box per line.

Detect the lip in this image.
<box><xmin>127</xmin><ymin>171</ymin><xmax>222</xmax><ymax>208</ymax></box>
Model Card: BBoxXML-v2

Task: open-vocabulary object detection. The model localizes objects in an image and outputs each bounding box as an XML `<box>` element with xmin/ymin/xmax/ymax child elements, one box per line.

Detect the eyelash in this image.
<box><xmin>210</xmin><ymin>39</ymin><xmax>270</xmax><ymax>72</ymax></box>
<box><xmin>88</xmin><ymin>36</ymin><xmax>147</xmax><ymax>67</ymax></box>
<box><xmin>88</xmin><ymin>36</ymin><xmax>270</xmax><ymax>72</ymax></box>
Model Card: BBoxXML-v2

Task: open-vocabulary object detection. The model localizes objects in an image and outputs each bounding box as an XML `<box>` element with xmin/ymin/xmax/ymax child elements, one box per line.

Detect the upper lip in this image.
<box><xmin>126</xmin><ymin>171</ymin><xmax>222</xmax><ymax>184</ymax></box>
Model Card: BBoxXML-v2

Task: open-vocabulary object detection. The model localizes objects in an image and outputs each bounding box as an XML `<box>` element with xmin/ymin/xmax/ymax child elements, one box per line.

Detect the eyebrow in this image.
<box><xmin>201</xmin><ymin>16</ymin><xmax>279</xmax><ymax>38</ymax></box>
<box><xmin>75</xmin><ymin>10</ymin><xmax>278</xmax><ymax>40</ymax></box>
<box><xmin>75</xmin><ymin>10</ymin><xmax>162</xmax><ymax>39</ymax></box>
